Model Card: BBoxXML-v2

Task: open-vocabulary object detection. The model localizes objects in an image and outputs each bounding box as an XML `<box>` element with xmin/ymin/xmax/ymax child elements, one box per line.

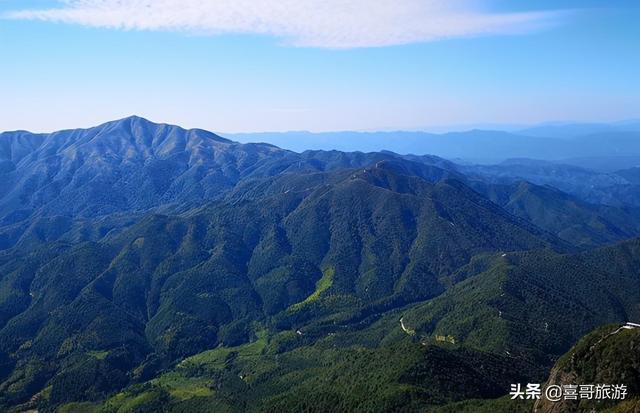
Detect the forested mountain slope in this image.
<box><xmin>1</xmin><ymin>117</ymin><xmax>639</xmax><ymax>412</ymax></box>
<box><xmin>27</xmin><ymin>239</ymin><xmax>640</xmax><ymax>413</ymax></box>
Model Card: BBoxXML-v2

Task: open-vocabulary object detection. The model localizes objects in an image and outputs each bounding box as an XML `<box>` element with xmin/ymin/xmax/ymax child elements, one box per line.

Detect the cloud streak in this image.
<box><xmin>4</xmin><ymin>0</ymin><xmax>563</xmax><ymax>48</ymax></box>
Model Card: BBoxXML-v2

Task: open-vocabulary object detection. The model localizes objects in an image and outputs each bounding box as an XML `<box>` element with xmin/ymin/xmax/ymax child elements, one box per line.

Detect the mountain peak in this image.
<box><xmin>98</xmin><ymin>115</ymin><xmax>165</xmax><ymax>131</ymax></box>
<box><xmin>108</xmin><ymin>114</ymin><xmax>153</xmax><ymax>128</ymax></box>
<box><xmin>92</xmin><ymin>115</ymin><xmax>233</xmax><ymax>145</ymax></box>
<box><xmin>110</xmin><ymin>114</ymin><xmax>148</xmax><ymax>122</ymax></box>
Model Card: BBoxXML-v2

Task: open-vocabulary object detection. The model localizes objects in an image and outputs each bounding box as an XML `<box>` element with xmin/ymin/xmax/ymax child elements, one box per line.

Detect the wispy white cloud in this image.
<box><xmin>4</xmin><ymin>0</ymin><xmax>564</xmax><ymax>48</ymax></box>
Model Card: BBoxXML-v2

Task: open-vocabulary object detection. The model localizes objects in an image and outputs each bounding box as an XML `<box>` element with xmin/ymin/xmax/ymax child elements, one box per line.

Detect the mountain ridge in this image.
<box><xmin>2</xmin><ymin>116</ymin><xmax>640</xmax><ymax>251</ymax></box>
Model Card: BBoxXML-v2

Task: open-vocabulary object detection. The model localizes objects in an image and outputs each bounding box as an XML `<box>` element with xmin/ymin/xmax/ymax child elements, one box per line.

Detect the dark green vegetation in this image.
<box><xmin>0</xmin><ymin>117</ymin><xmax>639</xmax><ymax>412</ymax></box>
<box><xmin>471</xmin><ymin>180</ymin><xmax>640</xmax><ymax>248</ymax></box>
<box><xmin>535</xmin><ymin>324</ymin><xmax>640</xmax><ymax>413</ymax></box>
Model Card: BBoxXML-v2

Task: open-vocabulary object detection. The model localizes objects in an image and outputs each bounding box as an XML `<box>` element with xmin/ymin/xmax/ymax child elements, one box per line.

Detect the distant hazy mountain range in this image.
<box><xmin>1</xmin><ymin>116</ymin><xmax>639</xmax><ymax>412</ymax></box>
<box><xmin>228</xmin><ymin>120</ymin><xmax>640</xmax><ymax>168</ymax></box>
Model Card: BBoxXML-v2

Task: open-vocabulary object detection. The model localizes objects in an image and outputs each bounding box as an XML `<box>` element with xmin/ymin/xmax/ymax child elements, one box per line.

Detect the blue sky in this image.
<box><xmin>0</xmin><ymin>0</ymin><xmax>638</xmax><ymax>133</ymax></box>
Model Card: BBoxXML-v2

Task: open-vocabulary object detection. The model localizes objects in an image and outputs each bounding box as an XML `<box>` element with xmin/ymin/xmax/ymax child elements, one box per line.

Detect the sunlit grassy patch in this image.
<box><xmin>57</xmin><ymin>401</ymin><xmax>101</xmax><ymax>413</ymax></box>
<box><xmin>288</xmin><ymin>266</ymin><xmax>335</xmax><ymax>312</ymax></box>
<box><xmin>152</xmin><ymin>372</ymin><xmax>213</xmax><ymax>400</ymax></box>
<box><xmin>87</xmin><ymin>350</ymin><xmax>109</xmax><ymax>360</ymax></box>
